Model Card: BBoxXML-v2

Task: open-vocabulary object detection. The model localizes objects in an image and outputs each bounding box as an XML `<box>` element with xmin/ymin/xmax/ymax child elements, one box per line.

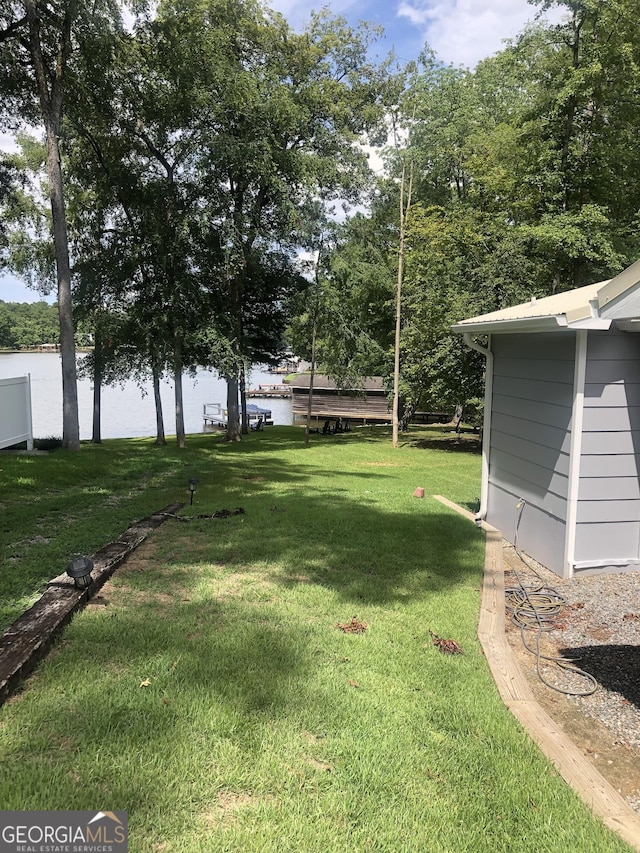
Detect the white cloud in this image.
<box><xmin>397</xmin><ymin>0</ymin><xmax>566</xmax><ymax>68</ymax></box>
<box><xmin>396</xmin><ymin>1</ymin><xmax>432</xmax><ymax>27</ymax></box>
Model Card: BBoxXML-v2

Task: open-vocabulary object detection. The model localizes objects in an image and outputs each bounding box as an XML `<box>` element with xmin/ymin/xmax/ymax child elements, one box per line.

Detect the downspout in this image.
<box><xmin>462</xmin><ymin>333</ymin><xmax>494</xmax><ymax>524</ymax></box>
<box><xmin>563</xmin><ymin>330</ymin><xmax>587</xmax><ymax>579</ymax></box>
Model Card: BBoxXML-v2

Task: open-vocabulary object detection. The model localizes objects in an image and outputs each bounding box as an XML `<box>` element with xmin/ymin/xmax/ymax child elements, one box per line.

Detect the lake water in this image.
<box><xmin>0</xmin><ymin>353</ymin><xmax>292</xmax><ymax>440</ymax></box>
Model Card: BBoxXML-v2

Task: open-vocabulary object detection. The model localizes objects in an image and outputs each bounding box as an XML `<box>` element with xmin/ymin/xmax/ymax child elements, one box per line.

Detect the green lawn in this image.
<box><xmin>0</xmin><ymin>427</ymin><xmax>632</xmax><ymax>851</ymax></box>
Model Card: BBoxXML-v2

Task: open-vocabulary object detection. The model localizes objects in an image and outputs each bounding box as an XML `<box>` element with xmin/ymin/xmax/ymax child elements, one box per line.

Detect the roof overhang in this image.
<box><xmin>453</xmin><ymin>258</ymin><xmax>640</xmax><ymax>336</ymax></box>
<box><xmin>451</xmin><ymin>315</ymin><xmax>611</xmax><ymax>335</ymax></box>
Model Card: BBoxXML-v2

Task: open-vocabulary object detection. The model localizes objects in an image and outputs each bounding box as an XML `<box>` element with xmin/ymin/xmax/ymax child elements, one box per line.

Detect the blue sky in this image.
<box><xmin>270</xmin><ymin>0</ymin><xmax>564</xmax><ymax>67</ymax></box>
<box><xmin>1</xmin><ymin>0</ymin><xmax>564</xmax><ymax>303</ymax></box>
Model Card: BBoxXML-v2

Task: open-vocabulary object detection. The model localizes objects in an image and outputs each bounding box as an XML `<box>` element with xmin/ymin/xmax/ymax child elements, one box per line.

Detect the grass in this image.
<box><xmin>0</xmin><ymin>426</ymin><xmax>633</xmax><ymax>852</ymax></box>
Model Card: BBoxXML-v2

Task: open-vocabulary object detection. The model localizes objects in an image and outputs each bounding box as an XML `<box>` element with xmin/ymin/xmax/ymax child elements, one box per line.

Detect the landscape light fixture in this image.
<box><xmin>66</xmin><ymin>556</ymin><xmax>94</xmax><ymax>590</ymax></box>
<box><xmin>188</xmin><ymin>478</ymin><xmax>199</xmax><ymax>505</ymax></box>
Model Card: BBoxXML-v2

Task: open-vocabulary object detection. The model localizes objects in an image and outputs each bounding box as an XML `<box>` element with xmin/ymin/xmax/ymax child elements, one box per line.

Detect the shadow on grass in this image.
<box><xmin>1</xmin><ymin>596</ymin><xmax>320</xmax><ymax>812</ymax></box>
<box><xmin>0</xmin><ymin>427</ymin><xmax>484</xmax><ymax>818</ymax></box>
<box><xmin>410</xmin><ymin>437</ymin><xmax>481</xmax><ymax>454</ymax></box>
<box><xmin>559</xmin><ymin>644</ymin><xmax>640</xmax><ymax>708</ymax></box>
<box><xmin>19</xmin><ymin>495</ymin><xmax>481</xmax><ymax>768</ymax></box>
<box><xmin>0</xmin><ymin>426</ymin><xmax>481</xmax><ymax>628</ymax></box>
<box><xmin>126</xmin><ymin>501</ymin><xmax>483</xmax><ymax>606</ymax></box>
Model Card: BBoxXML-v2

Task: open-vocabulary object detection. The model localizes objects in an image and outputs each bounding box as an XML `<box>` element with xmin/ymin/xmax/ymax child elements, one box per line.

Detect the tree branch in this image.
<box><xmin>0</xmin><ymin>14</ymin><xmax>27</xmax><ymax>44</ymax></box>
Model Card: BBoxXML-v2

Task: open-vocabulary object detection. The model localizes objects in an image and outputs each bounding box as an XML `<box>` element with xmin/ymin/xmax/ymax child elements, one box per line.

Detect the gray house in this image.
<box><xmin>452</xmin><ymin>258</ymin><xmax>640</xmax><ymax>578</ymax></box>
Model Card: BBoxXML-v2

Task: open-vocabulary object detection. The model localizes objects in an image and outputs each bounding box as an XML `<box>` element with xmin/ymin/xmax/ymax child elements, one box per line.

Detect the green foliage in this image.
<box><xmin>52</xmin><ymin>0</ymin><xmax>389</xmax><ymax>441</ymax></box>
<box><xmin>0</xmin><ymin>300</ymin><xmax>59</xmax><ymax>348</ymax></box>
<box><xmin>289</xmin><ymin>213</ymin><xmax>395</xmax><ymax>388</ymax></box>
<box><xmin>293</xmin><ymin>0</ymin><xmax>640</xmax><ymax>421</ymax></box>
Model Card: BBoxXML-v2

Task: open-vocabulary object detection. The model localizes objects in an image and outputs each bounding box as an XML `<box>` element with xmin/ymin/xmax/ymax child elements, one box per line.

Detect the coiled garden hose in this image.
<box><xmin>505</xmin><ymin>582</ymin><xmax>598</xmax><ymax>696</ymax></box>
<box><xmin>509</xmin><ymin>500</ymin><xmax>598</xmax><ymax>697</ymax></box>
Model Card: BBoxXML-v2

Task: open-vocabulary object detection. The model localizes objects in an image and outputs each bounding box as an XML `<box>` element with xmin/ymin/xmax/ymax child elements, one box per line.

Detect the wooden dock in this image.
<box><xmin>247</xmin><ymin>384</ymin><xmax>291</xmax><ymax>398</ymax></box>
<box><xmin>203</xmin><ymin>402</ymin><xmax>273</xmax><ymax>428</ymax></box>
<box><xmin>203</xmin><ymin>403</ymin><xmax>227</xmax><ymax>427</ymax></box>
<box><xmin>289</xmin><ymin>375</ymin><xmax>392</xmax><ymax>424</ymax></box>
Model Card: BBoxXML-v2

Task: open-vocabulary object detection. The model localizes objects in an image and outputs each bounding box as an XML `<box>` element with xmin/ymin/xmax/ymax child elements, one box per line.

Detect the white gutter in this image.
<box><xmin>563</xmin><ymin>330</ymin><xmax>587</xmax><ymax>579</ymax></box>
<box><xmin>452</xmin><ymin>316</ymin><xmax>568</xmax><ymax>335</ymax></box>
<box><xmin>462</xmin><ymin>333</ymin><xmax>493</xmax><ymax>524</ymax></box>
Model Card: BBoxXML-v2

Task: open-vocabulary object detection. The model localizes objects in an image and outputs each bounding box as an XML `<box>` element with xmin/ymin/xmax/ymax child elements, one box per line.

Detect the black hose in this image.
<box><xmin>508</xmin><ymin>500</ymin><xmax>598</xmax><ymax>697</ymax></box>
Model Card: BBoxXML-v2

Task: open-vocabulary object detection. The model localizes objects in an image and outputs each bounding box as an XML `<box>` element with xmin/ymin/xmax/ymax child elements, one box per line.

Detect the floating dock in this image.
<box><xmin>203</xmin><ymin>402</ymin><xmax>273</xmax><ymax>428</ymax></box>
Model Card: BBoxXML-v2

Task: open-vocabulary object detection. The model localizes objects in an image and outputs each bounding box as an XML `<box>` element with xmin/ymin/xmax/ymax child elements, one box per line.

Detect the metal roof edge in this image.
<box><xmin>564</xmin><ymin>304</ymin><xmax>593</xmax><ymax>323</ymax></box>
<box><xmin>597</xmin><ymin>259</ymin><xmax>640</xmax><ymax>309</ymax></box>
<box><xmin>566</xmin><ymin>318</ymin><xmax>611</xmax><ymax>330</ymax></box>
<box><xmin>451</xmin><ymin>316</ymin><xmax>568</xmax><ymax>334</ymax></box>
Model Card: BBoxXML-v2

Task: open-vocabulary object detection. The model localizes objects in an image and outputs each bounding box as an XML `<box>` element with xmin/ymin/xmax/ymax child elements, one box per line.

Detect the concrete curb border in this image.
<box><xmin>434</xmin><ymin>494</ymin><xmax>640</xmax><ymax>852</ymax></box>
<box><xmin>0</xmin><ymin>502</ymin><xmax>183</xmax><ymax>708</ymax></box>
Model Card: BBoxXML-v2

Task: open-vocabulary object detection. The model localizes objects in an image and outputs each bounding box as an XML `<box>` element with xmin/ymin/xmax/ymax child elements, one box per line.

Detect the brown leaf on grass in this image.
<box><xmin>336</xmin><ymin>617</ymin><xmax>368</xmax><ymax>634</ymax></box>
<box><xmin>428</xmin><ymin>630</ymin><xmax>463</xmax><ymax>655</ymax></box>
<box><xmin>139</xmin><ymin>678</ymin><xmax>152</xmax><ymax>687</ymax></box>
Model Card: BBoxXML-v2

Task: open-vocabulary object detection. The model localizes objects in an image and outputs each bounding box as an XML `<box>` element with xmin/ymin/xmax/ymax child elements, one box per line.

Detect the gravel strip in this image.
<box><xmin>503</xmin><ymin>543</ymin><xmax>640</xmax><ymax>814</ymax></box>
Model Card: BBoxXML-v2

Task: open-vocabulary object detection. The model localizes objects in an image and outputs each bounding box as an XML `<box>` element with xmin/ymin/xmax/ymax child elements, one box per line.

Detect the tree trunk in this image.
<box><xmin>305</xmin><ymin>304</ymin><xmax>318</xmax><ymax>447</ymax></box>
<box><xmin>392</xmin><ymin>157</ymin><xmax>413</xmax><ymax>448</ymax></box>
<box><xmin>240</xmin><ymin>365</ymin><xmax>248</xmax><ymax>435</ymax></box>
<box><xmin>152</xmin><ymin>356</ymin><xmax>166</xmax><ymax>446</ymax></box>
<box><xmin>92</xmin><ymin>331</ymin><xmax>102</xmax><ymax>443</ymax></box>
<box><xmin>173</xmin><ymin>333</ymin><xmax>186</xmax><ymax>448</ymax></box>
<box><xmin>226</xmin><ymin>375</ymin><xmax>241</xmax><ymax>441</ymax></box>
<box><xmin>26</xmin><ymin>0</ymin><xmax>80</xmax><ymax>450</ymax></box>
<box><xmin>49</xmin><ymin>132</ymin><xmax>80</xmax><ymax>449</ymax></box>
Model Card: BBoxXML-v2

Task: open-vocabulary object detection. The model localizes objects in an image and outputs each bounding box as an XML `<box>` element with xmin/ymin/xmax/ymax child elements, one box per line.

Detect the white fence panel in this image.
<box><xmin>0</xmin><ymin>375</ymin><xmax>34</xmax><ymax>450</ymax></box>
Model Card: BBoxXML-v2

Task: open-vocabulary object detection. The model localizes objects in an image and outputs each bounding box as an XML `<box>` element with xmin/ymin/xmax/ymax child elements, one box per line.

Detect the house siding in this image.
<box><xmin>574</xmin><ymin>330</ymin><xmax>640</xmax><ymax>569</ymax></box>
<box><xmin>486</xmin><ymin>333</ymin><xmax>576</xmax><ymax>574</ymax></box>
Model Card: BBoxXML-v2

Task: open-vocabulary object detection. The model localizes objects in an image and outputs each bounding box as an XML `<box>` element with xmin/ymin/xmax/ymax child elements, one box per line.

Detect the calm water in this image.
<box><xmin>0</xmin><ymin>353</ymin><xmax>292</xmax><ymax>440</ymax></box>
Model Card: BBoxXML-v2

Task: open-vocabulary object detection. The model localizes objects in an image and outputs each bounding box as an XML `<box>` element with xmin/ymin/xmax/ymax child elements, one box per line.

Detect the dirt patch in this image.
<box><xmin>201</xmin><ymin>791</ymin><xmax>274</xmax><ymax>828</ymax></box>
<box><xmin>304</xmin><ymin>756</ymin><xmax>332</xmax><ymax>773</ymax></box>
<box><xmin>86</xmin><ymin>595</ymin><xmax>109</xmax><ymax>608</ymax></box>
<box><xmin>335</xmin><ymin>617</ymin><xmax>367</xmax><ymax>634</ymax></box>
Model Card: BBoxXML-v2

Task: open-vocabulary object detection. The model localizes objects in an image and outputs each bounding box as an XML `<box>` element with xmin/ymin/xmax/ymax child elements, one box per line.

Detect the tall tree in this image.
<box><xmin>187</xmin><ymin>3</ymin><xmax>387</xmax><ymax>439</ymax></box>
<box><xmin>1</xmin><ymin>0</ymin><xmax>123</xmax><ymax>448</ymax></box>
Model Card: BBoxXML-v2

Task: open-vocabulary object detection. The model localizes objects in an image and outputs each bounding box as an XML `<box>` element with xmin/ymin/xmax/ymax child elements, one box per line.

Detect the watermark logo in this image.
<box><xmin>0</xmin><ymin>810</ymin><xmax>127</xmax><ymax>853</ymax></box>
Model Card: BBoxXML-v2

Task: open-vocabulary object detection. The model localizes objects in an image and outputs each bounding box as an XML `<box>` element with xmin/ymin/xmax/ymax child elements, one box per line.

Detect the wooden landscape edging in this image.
<box><xmin>433</xmin><ymin>495</ymin><xmax>640</xmax><ymax>853</ymax></box>
<box><xmin>0</xmin><ymin>502</ymin><xmax>183</xmax><ymax>708</ymax></box>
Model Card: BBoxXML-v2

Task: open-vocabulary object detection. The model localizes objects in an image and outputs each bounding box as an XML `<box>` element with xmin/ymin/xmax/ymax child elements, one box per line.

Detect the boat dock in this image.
<box><xmin>247</xmin><ymin>384</ymin><xmax>291</xmax><ymax>398</ymax></box>
<box><xmin>203</xmin><ymin>402</ymin><xmax>273</xmax><ymax>428</ymax></box>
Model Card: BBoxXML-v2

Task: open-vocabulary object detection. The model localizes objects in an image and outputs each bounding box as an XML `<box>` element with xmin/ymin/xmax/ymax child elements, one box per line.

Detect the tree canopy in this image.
<box><xmin>4</xmin><ymin>0</ymin><xmax>640</xmax><ymax>441</ymax></box>
<box><xmin>299</xmin><ymin>0</ymin><xmax>640</xmax><ymax>423</ymax></box>
<box><xmin>0</xmin><ymin>299</ymin><xmax>58</xmax><ymax>348</ymax></box>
